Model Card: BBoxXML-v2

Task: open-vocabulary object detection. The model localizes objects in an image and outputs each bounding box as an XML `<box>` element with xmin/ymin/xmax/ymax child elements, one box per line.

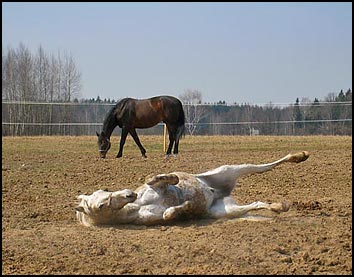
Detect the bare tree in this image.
<box><xmin>35</xmin><ymin>45</ymin><xmax>51</xmax><ymax>101</ymax></box>
<box><xmin>2</xmin><ymin>47</ymin><xmax>5</xmax><ymax>99</ymax></box>
<box><xmin>17</xmin><ymin>43</ymin><xmax>36</xmax><ymax>101</ymax></box>
<box><xmin>2</xmin><ymin>44</ymin><xmax>83</xmax><ymax>135</ymax></box>
<box><xmin>179</xmin><ymin>89</ymin><xmax>206</xmax><ymax>135</ymax></box>
<box><xmin>2</xmin><ymin>45</ymin><xmax>82</xmax><ymax>103</ymax></box>
<box><xmin>48</xmin><ymin>53</ymin><xmax>58</xmax><ymax>102</ymax></box>
<box><xmin>2</xmin><ymin>47</ymin><xmax>17</xmax><ymax>100</ymax></box>
<box><xmin>61</xmin><ymin>51</ymin><xmax>82</xmax><ymax>101</ymax></box>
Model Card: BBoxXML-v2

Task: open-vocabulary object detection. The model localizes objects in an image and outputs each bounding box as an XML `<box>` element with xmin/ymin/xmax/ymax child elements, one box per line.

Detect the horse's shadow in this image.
<box><xmin>93</xmin><ymin>215</ymin><xmax>273</xmax><ymax>231</ymax></box>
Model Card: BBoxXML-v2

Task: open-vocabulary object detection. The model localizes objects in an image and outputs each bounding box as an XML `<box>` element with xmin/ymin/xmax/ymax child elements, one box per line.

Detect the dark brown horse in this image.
<box><xmin>96</xmin><ymin>95</ymin><xmax>185</xmax><ymax>158</ymax></box>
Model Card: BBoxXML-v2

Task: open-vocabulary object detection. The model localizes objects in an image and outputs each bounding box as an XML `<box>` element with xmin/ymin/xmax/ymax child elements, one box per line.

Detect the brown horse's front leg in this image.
<box><xmin>117</xmin><ymin>128</ymin><xmax>129</xmax><ymax>158</ymax></box>
<box><xmin>129</xmin><ymin>129</ymin><xmax>147</xmax><ymax>158</ymax></box>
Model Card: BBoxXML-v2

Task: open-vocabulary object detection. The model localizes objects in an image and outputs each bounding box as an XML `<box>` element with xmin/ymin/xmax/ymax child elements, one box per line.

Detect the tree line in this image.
<box><xmin>2</xmin><ymin>44</ymin><xmax>352</xmax><ymax>136</ymax></box>
<box><xmin>178</xmin><ymin>89</ymin><xmax>352</xmax><ymax>136</ymax></box>
<box><xmin>2</xmin><ymin>88</ymin><xmax>351</xmax><ymax>136</ymax></box>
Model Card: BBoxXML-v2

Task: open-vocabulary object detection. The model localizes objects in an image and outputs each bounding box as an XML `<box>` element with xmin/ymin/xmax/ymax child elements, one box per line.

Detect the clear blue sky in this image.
<box><xmin>2</xmin><ymin>2</ymin><xmax>352</xmax><ymax>104</ymax></box>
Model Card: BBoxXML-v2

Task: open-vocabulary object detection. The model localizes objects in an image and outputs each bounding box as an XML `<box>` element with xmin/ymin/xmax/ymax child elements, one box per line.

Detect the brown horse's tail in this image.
<box><xmin>176</xmin><ymin>105</ymin><xmax>186</xmax><ymax>140</ymax></box>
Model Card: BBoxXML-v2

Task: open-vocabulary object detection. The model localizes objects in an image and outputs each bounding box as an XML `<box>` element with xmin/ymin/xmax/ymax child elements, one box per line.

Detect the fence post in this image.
<box><xmin>163</xmin><ymin>123</ymin><xmax>167</xmax><ymax>153</ymax></box>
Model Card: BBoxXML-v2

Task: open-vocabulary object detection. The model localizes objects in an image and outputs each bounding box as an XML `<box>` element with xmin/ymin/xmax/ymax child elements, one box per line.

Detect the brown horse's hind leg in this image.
<box><xmin>173</xmin><ymin>135</ymin><xmax>180</xmax><ymax>155</ymax></box>
<box><xmin>166</xmin><ymin>135</ymin><xmax>175</xmax><ymax>156</ymax></box>
<box><xmin>165</xmin><ymin>125</ymin><xmax>177</xmax><ymax>156</ymax></box>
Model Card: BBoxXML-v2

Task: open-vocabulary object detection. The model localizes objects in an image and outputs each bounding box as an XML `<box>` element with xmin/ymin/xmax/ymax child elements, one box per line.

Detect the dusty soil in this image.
<box><xmin>2</xmin><ymin>135</ymin><xmax>352</xmax><ymax>274</ymax></box>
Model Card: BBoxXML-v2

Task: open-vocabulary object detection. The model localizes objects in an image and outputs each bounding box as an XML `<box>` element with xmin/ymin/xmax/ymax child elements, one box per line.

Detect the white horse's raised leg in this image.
<box><xmin>195</xmin><ymin>151</ymin><xmax>309</xmax><ymax>197</ymax></box>
<box><xmin>227</xmin><ymin>151</ymin><xmax>309</xmax><ymax>177</ymax></box>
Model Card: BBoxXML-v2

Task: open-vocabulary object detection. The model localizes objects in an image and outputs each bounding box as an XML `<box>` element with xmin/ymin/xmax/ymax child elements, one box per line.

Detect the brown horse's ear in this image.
<box><xmin>96</xmin><ymin>131</ymin><xmax>100</xmax><ymax>137</ymax></box>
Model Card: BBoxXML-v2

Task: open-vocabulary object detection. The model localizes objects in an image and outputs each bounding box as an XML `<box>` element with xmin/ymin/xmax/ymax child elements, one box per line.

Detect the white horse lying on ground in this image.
<box><xmin>76</xmin><ymin>151</ymin><xmax>309</xmax><ymax>227</ymax></box>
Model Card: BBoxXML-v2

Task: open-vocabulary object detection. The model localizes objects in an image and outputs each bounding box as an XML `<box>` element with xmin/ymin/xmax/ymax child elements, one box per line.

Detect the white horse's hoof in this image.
<box><xmin>270</xmin><ymin>202</ymin><xmax>290</xmax><ymax>213</ymax></box>
<box><xmin>163</xmin><ymin>207</ymin><xmax>176</xmax><ymax>220</ymax></box>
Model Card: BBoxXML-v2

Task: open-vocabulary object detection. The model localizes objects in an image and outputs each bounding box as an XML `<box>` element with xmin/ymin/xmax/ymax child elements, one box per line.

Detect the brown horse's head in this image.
<box><xmin>96</xmin><ymin>131</ymin><xmax>111</xmax><ymax>158</ymax></box>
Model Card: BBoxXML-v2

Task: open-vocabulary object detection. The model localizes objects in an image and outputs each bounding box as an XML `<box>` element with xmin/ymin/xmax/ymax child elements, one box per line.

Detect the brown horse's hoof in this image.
<box><xmin>165</xmin><ymin>154</ymin><xmax>178</xmax><ymax>159</ymax></box>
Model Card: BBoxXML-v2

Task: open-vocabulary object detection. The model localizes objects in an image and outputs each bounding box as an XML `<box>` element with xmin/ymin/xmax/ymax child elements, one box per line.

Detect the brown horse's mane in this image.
<box><xmin>102</xmin><ymin>98</ymin><xmax>132</xmax><ymax>135</ymax></box>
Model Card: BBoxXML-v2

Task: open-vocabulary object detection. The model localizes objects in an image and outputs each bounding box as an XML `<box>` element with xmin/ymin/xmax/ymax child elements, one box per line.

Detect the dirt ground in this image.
<box><xmin>2</xmin><ymin>135</ymin><xmax>352</xmax><ymax>274</ymax></box>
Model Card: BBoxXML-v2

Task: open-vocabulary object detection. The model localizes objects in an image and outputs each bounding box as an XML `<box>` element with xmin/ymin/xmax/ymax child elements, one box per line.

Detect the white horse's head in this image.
<box><xmin>75</xmin><ymin>189</ymin><xmax>137</xmax><ymax>225</ymax></box>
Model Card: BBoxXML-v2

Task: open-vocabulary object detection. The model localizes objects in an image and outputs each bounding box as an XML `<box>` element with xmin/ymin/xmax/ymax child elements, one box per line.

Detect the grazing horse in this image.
<box><xmin>96</xmin><ymin>95</ymin><xmax>185</xmax><ymax>158</ymax></box>
<box><xmin>76</xmin><ymin>151</ymin><xmax>309</xmax><ymax>226</ymax></box>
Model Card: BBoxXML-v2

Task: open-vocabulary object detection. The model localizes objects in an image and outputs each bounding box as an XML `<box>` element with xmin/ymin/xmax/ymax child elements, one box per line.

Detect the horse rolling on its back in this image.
<box><xmin>96</xmin><ymin>95</ymin><xmax>185</xmax><ymax>158</ymax></box>
<box><xmin>76</xmin><ymin>151</ymin><xmax>310</xmax><ymax>226</ymax></box>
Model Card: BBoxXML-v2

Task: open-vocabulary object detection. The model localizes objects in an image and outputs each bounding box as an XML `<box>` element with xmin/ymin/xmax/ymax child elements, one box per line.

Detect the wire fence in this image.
<box><xmin>2</xmin><ymin>101</ymin><xmax>352</xmax><ymax>136</ymax></box>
